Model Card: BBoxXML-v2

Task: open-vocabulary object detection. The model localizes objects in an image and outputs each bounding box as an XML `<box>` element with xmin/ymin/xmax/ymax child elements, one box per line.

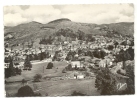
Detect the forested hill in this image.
<box><xmin>4</xmin><ymin>18</ymin><xmax>134</xmax><ymax>45</ymax></box>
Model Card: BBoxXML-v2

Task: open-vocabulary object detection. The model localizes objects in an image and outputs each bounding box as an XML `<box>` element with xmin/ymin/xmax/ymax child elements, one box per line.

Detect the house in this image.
<box><xmin>71</xmin><ymin>61</ymin><xmax>83</xmax><ymax>68</ymax></box>
<box><xmin>73</xmin><ymin>71</ymin><xmax>85</xmax><ymax>79</ymax></box>
<box><xmin>77</xmin><ymin>75</ymin><xmax>85</xmax><ymax>79</ymax></box>
<box><xmin>99</xmin><ymin>58</ymin><xmax>113</xmax><ymax>68</ymax></box>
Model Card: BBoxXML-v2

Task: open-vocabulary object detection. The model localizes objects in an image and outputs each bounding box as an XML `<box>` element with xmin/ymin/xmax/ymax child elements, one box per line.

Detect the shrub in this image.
<box><xmin>17</xmin><ymin>85</ymin><xmax>34</xmax><ymax>97</ymax></box>
<box><xmin>107</xmin><ymin>45</ymin><xmax>114</xmax><ymax>50</ymax></box>
<box><xmin>65</xmin><ymin>64</ymin><xmax>73</xmax><ymax>71</ymax></box>
<box><xmin>46</xmin><ymin>62</ymin><xmax>54</xmax><ymax>69</ymax></box>
<box><xmin>71</xmin><ymin>91</ymin><xmax>86</xmax><ymax>96</ymax></box>
<box><xmin>62</xmin><ymin>69</ymin><xmax>66</xmax><ymax>73</ymax></box>
<box><xmin>45</xmin><ymin>93</ymin><xmax>48</xmax><ymax>96</ymax></box>
<box><xmin>84</xmin><ymin>72</ymin><xmax>90</xmax><ymax>77</ymax></box>
<box><xmin>93</xmin><ymin>49</ymin><xmax>106</xmax><ymax>59</ymax></box>
<box><xmin>77</xmin><ymin>67</ymin><xmax>87</xmax><ymax>71</ymax></box>
<box><xmin>23</xmin><ymin>68</ymin><xmax>27</xmax><ymax>70</ymax></box>
<box><xmin>21</xmin><ymin>79</ymin><xmax>27</xmax><ymax>86</ymax></box>
<box><xmin>34</xmin><ymin>93</ymin><xmax>42</xmax><ymax>96</ymax></box>
<box><xmin>34</xmin><ymin>74</ymin><xmax>42</xmax><ymax>82</ymax></box>
<box><xmin>28</xmin><ymin>68</ymin><xmax>31</xmax><ymax>71</ymax></box>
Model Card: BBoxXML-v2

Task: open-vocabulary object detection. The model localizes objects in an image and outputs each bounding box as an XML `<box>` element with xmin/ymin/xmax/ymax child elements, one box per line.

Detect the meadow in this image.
<box><xmin>5</xmin><ymin>61</ymin><xmax>99</xmax><ymax>96</ymax></box>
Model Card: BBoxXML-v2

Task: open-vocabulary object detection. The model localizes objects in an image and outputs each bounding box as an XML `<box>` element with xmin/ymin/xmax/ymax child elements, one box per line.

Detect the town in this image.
<box><xmin>4</xmin><ymin>32</ymin><xmax>134</xmax><ymax>96</ymax></box>
<box><xmin>4</xmin><ymin>4</ymin><xmax>134</xmax><ymax>97</ymax></box>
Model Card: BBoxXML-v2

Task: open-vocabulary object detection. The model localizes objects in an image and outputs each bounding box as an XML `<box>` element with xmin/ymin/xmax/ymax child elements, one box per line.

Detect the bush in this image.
<box><xmin>62</xmin><ymin>69</ymin><xmax>66</xmax><ymax>73</ymax></box>
<box><xmin>34</xmin><ymin>93</ymin><xmax>42</xmax><ymax>96</ymax></box>
<box><xmin>28</xmin><ymin>68</ymin><xmax>31</xmax><ymax>71</ymax></box>
<box><xmin>45</xmin><ymin>93</ymin><xmax>48</xmax><ymax>96</ymax></box>
<box><xmin>71</xmin><ymin>91</ymin><xmax>86</xmax><ymax>96</ymax></box>
<box><xmin>65</xmin><ymin>64</ymin><xmax>73</xmax><ymax>71</ymax></box>
<box><xmin>107</xmin><ymin>45</ymin><xmax>114</xmax><ymax>50</ymax></box>
<box><xmin>84</xmin><ymin>72</ymin><xmax>90</xmax><ymax>77</ymax></box>
<box><xmin>33</xmin><ymin>74</ymin><xmax>42</xmax><ymax>82</ymax></box>
<box><xmin>17</xmin><ymin>85</ymin><xmax>34</xmax><ymax>97</ymax></box>
<box><xmin>77</xmin><ymin>67</ymin><xmax>87</xmax><ymax>71</ymax></box>
<box><xmin>23</xmin><ymin>68</ymin><xmax>27</xmax><ymax>70</ymax></box>
<box><xmin>46</xmin><ymin>62</ymin><xmax>54</xmax><ymax>69</ymax></box>
<box><xmin>21</xmin><ymin>79</ymin><xmax>27</xmax><ymax>86</ymax></box>
<box><xmin>93</xmin><ymin>49</ymin><xmax>106</xmax><ymax>59</ymax></box>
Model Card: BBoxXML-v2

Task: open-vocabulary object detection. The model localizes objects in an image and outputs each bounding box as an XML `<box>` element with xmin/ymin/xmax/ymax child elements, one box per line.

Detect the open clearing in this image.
<box><xmin>6</xmin><ymin>61</ymin><xmax>68</xmax><ymax>82</ymax></box>
<box><xmin>5</xmin><ymin>61</ymin><xmax>100</xmax><ymax>96</ymax></box>
<box><xmin>5</xmin><ymin>78</ymin><xmax>99</xmax><ymax>96</ymax></box>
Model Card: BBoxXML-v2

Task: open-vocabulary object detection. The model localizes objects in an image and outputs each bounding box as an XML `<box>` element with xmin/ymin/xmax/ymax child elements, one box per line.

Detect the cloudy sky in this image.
<box><xmin>4</xmin><ymin>4</ymin><xmax>134</xmax><ymax>26</ymax></box>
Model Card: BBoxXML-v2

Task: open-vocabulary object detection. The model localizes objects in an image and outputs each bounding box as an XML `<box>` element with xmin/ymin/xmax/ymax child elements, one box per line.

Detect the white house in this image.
<box><xmin>71</xmin><ymin>61</ymin><xmax>83</xmax><ymax>68</ymax></box>
<box><xmin>77</xmin><ymin>75</ymin><xmax>85</xmax><ymax>79</ymax></box>
<box><xmin>99</xmin><ymin>59</ymin><xmax>113</xmax><ymax>68</ymax></box>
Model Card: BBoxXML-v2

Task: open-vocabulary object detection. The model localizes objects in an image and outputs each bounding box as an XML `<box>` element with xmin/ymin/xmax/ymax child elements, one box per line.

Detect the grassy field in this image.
<box><xmin>5</xmin><ymin>78</ymin><xmax>99</xmax><ymax>96</ymax></box>
<box><xmin>6</xmin><ymin>61</ymin><xmax>68</xmax><ymax>82</ymax></box>
<box><xmin>5</xmin><ymin>61</ymin><xmax>100</xmax><ymax>96</ymax></box>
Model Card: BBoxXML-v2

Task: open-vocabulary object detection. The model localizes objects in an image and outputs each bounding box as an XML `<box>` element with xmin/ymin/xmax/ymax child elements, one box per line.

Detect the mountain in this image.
<box><xmin>4</xmin><ymin>18</ymin><xmax>134</xmax><ymax>46</ymax></box>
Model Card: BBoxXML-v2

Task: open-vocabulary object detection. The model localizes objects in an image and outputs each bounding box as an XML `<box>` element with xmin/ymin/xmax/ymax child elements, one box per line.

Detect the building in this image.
<box><xmin>71</xmin><ymin>61</ymin><xmax>83</xmax><ymax>68</ymax></box>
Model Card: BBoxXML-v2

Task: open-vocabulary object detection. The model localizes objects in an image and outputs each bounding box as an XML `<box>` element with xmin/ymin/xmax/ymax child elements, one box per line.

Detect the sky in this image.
<box><xmin>3</xmin><ymin>4</ymin><xmax>134</xmax><ymax>26</ymax></box>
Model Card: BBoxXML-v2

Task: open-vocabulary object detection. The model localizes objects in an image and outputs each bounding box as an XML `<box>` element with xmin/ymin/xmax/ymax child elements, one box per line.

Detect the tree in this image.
<box><xmin>34</xmin><ymin>54</ymin><xmax>38</xmax><ymax>60</ymax></box>
<box><xmin>115</xmin><ymin>49</ymin><xmax>131</xmax><ymax>69</ymax></box>
<box><xmin>48</xmin><ymin>36</ymin><xmax>53</xmax><ymax>44</ymax></box>
<box><xmin>93</xmin><ymin>49</ymin><xmax>106</xmax><ymax>59</ymax></box>
<box><xmin>85</xmin><ymin>34</ymin><xmax>95</xmax><ymax>42</ymax></box>
<box><xmin>15</xmin><ymin>67</ymin><xmax>22</xmax><ymax>75</ymax></box>
<box><xmin>65</xmin><ymin>64</ymin><xmax>72</xmax><ymax>71</ymax></box>
<box><xmin>24</xmin><ymin>55</ymin><xmax>32</xmax><ymax>70</ymax></box>
<box><xmin>113</xmin><ymin>40</ymin><xmax>119</xmax><ymax>48</ymax></box>
<box><xmin>107</xmin><ymin>45</ymin><xmax>114</xmax><ymax>50</ymax></box>
<box><xmin>5</xmin><ymin>68</ymin><xmax>10</xmax><ymax>78</ymax></box>
<box><xmin>77</xmin><ymin>30</ymin><xmax>85</xmax><ymax>40</ymax></box>
<box><xmin>17</xmin><ymin>85</ymin><xmax>34</xmax><ymax>97</ymax></box>
<box><xmin>95</xmin><ymin>67</ymin><xmax>117</xmax><ymax>95</ymax></box>
<box><xmin>5</xmin><ymin>56</ymin><xmax>15</xmax><ymax>78</ymax></box>
<box><xmin>127</xmin><ymin>47</ymin><xmax>134</xmax><ymax>60</ymax></box>
<box><xmin>39</xmin><ymin>52</ymin><xmax>44</xmax><ymax>61</ymax></box>
<box><xmin>33</xmin><ymin>74</ymin><xmax>42</xmax><ymax>82</ymax></box>
<box><xmin>21</xmin><ymin>79</ymin><xmax>27</xmax><ymax>86</ymax></box>
<box><xmin>46</xmin><ymin>62</ymin><xmax>54</xmax><ymax>69</ymax></box>
<box><xmin>8</xmin><ymin>57</ymin><xmax>16</xmax><ymax>76</ymax></box>
<box><xmin>124</xmin><ymin>61</ymin><xmax>134</xmax><ymax>94</ymax></box>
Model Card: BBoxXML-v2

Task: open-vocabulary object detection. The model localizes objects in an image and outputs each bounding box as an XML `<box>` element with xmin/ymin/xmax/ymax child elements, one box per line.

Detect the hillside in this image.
<box><xmin>4</xmin><ymin>18</ymin><xmax>134</xmax><ymax>46</ymax></box>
